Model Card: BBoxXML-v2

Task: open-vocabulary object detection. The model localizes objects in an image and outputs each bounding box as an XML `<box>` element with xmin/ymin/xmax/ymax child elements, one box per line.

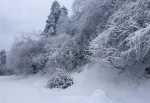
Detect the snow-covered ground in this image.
<box><xmin>0</xmin><ymin>64</ymin><xmax>150</xmax><ymax>103</ymax></box>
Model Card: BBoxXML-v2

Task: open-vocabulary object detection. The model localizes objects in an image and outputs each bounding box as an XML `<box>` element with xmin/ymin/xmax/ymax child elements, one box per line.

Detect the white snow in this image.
<box><xmin>0</xmin><ymin>63</ymin><xmax>150</xmax><ymax>103</ymax></box>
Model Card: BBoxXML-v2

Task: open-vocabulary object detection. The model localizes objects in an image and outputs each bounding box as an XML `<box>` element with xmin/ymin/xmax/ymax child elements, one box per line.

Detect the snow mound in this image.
<box><xmin>79</xmin><ymin>89</ymin><xmax>115</xmax><ymax>103</ymax></box>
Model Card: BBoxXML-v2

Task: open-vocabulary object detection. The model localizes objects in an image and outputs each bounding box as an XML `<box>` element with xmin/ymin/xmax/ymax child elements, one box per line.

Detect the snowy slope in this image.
<box><xmin>0</xmin><ymin>63</ymin><xmax>150</xmax><ymax>103</ymax></box>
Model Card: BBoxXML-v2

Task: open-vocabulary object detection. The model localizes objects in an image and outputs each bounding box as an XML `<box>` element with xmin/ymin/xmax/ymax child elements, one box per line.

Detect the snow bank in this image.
<box><xmin>74</xmin><ymin>63</ymin><xmax>150</xmax><ymax>103</ymax></box>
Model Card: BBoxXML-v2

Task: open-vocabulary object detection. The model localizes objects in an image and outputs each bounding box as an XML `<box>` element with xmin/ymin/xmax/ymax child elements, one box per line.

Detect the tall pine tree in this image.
<box><xmin>42</xmin><ymin>1</ymin><xmax>61</xmax><ymax>35</ymax></box>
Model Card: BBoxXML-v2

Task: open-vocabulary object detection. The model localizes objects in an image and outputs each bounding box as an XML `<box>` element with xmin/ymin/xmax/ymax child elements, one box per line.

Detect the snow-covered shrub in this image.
<box><xmin>47</xmin><ymin>68</ymin><xmax>73</xmax><ymax>89</ymax></box>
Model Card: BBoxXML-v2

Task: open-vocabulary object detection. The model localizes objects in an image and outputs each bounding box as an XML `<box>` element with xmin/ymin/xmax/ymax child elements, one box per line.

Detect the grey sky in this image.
<box><xmin>0</xmin><ymin>0</ymin><xmax>74</xmax><ymax>51</ymax></box>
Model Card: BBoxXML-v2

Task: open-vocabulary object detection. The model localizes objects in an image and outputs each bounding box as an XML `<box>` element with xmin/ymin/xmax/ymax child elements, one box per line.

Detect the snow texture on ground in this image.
<box><xmin>0</xmin><ymin>63</ymin><xmax>150</xmax><ymax>103</ymax></box>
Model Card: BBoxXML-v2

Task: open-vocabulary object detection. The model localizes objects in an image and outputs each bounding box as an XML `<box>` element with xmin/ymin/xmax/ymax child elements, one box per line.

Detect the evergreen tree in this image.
<box><xmin>0</xmin><ymin>50</ymin><xmax>6</xmax><ymax>65</ymax></box>
<box><xmin>56</xmin><ymin>6</ymin><xmax>69</xmax><ymax>34</ymax></box>
<box><xmin>43</xmin><ymin>1</ymin><xmax>61</xmax><ymax>35</ymax></box>
<box><xmin>61</xmin><ymin>6</ymin><xmax>68</xmax><ymax>15</ymax></box>
<box><xmin>0</xmin><ymin>50</ymin><xmax>6</xmax><ymax>75</ymax></box>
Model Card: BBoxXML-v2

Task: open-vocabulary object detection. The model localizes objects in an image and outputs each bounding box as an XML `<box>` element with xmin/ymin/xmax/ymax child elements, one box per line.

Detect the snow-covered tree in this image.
<box><xmin>90</xmin><ymin>0</ymin><xmax>150</xmax><ymax>76</ymax></box>
<box><xmin>54</xmin><ymin>35</ymin><xmax>89</xmax><ymax>71</ymax></box>
<box><xmin>41</xmin><ymin>33</ymin><xmax>88</xmax><ymax>71</ymax></box>
<box><xmin>41</xmin><ymin>33</ymin><xmax>72</xmax><ymax>71</ymax></box>
<box><xmin>63</xmin><ymin>0</ymin><xmax>125</xmax><ymax>71</ymax></box>
<box><xmin>42</xmin><ymin>1</ymin><xmax>61</xmax><ymax>35</ymax></box>
<box><xmin>61</xmin><ymin>6</ymin><xmax>68</xmax><ymax>15</ymax></box>
<box><xmin>0</xmin><ymin>50</ymin><xmax>6</xmax><ymax>66</ymax></box>
<box><xmin>72</xmin><ymin>0</ymin><xmax>125</xmax><ymax>38</ymax></box>
<box><xmin>0</xmin><ymin>50</ymin><xmax>7</xmax><ymax>75</ymax></box>
<box><xmin>56</xmin><ymin>6</ymin><xmax>70</xmax><ymax>34</ymax></box>
<box><xmin>72</xmin><ymin>0</ymin><xmax>88</xmax><ymax>14</ymax></box>
<box><xmin>7</xmin><ymin>33</ymin><xmax>48</xmax><ymax>75</ymax></box>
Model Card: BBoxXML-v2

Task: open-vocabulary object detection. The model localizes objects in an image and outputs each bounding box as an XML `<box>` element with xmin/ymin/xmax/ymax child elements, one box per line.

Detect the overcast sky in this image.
<box><xmin>0</xmin><ymin>0</ymin><xmax>74</xmax><ymax>51</ymax></box>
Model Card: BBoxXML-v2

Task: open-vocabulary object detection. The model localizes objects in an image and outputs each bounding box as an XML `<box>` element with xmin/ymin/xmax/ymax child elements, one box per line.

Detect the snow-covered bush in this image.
<box><xmin>47</xmin><ymin>68</ymin><xmax>73</xmax><ymax>89</ymax></box>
